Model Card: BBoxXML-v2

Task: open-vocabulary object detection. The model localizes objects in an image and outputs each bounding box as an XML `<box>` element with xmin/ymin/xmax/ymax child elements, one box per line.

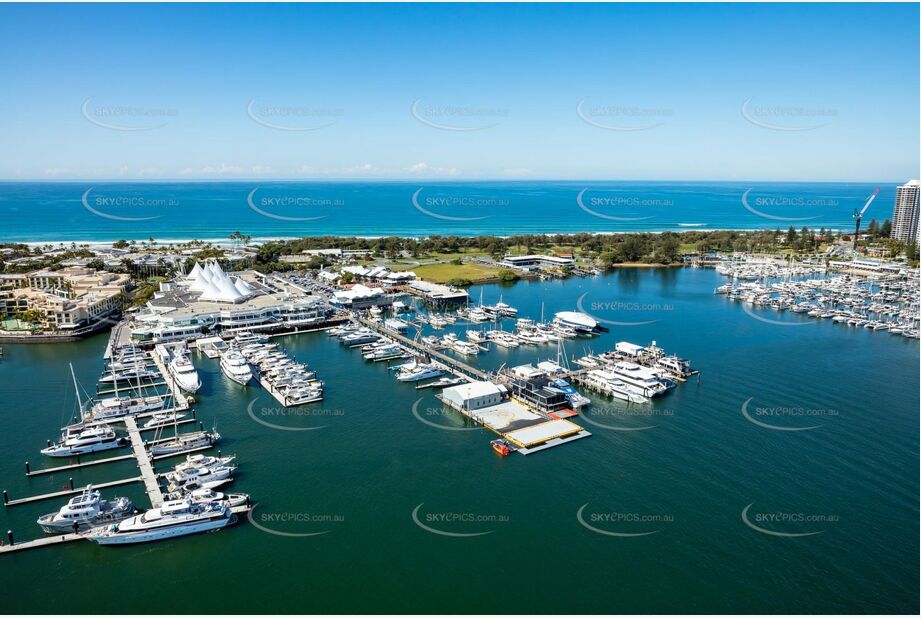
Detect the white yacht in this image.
<box><xmin>172</xmin><ymin>453</ymin><xmax>236</xmax><ymax>474</ymax></box>
<box><xmin>609</xmin><ymin>362</ymin><xmax>668</xmax><ymax>397</ymax></box>
<box><xmin>165</xmin><ymin>487</ymin><xmax>249</xmax><ymax>508</ymax></box>
<box><xmin>87</xmin><ymin>394</ymin><xmax>166</xmax><ymax>421</ymax></box>
<box><xmin>143</xmin><ymin>412</ymin><xmax>187</xmax><ymax>429</ymax></box>
<box><xmin>37</xmin><ymin>485</ymin><xmax>136</xmax><ymax>533</ymax></box>
<box><xmin>363</xmin><ymin>343</ymin><xmax>405</xmax><ymax>361</ymax></box>
<box><xmin>168</xmin><ymin>351</ymin><xmax>201</xmax><ymax>393</ymax></box>
<box><xmin>41</xmin><ymin>425</ymin><xmax>127</xmax><ymax>457</ymax></box>
<box><xmin>234</xmin><ymin>331</ymin><xmax>269</xmax><ymax>345</ymax></box>
<box><xmin>149</xmin><ymin>430</ymin><xmax>220</xmax><ymax>456</ymax></box>
<box><xmin>582</xmin><ymin>369</ymin><xmax>649</xmax><ymax>404</ymax></box>
<box><xmin>396</xmin><ymin>361</ymin><xmax>444</xmax><ymax>382</ymax></box>
<box><xmin>487</xmin><ymin>330</ymin><xmax>519</xmax><ymax>348</ymax></box>
<box><xmin>165</xmin><ymin>464</ymin><xmax>236</xmax><ymax>491</ymax></box>
<box><xmin>219</xmin><ymin>348</ymin><xmax>253</xmax><ymax>385</ymax></box>
<box><xmin>98</xmin><ymin>367</ymin><xmax>158</xmax><ymax>383</ymax></box>
<box><xmin>86</xmin><ymin>499</ymin><xmax>234</xmax><ymax>545</ymax></box>
<box><xmin>466</xmin><ymin>330</ymin><xmax>488</xmax><ymax>344</ymax></box>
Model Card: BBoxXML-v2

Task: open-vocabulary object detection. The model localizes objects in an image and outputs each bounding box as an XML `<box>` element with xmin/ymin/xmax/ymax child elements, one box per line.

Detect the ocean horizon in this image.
<box><xmin>0</xmin><ymin>180</ymin><xmax>892</xmax><ymax>243</ymax></box>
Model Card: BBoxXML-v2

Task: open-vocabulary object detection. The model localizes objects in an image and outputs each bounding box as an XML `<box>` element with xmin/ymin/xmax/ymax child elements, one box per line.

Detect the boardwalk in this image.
<box><xmin>357</xmin><ymin>317</ymin><xmax>486</xmax><ymax>381</ymax></box>
<box><xmin>123</xmin><ymin>417</ymin><xmax>164</xmax><ymax>508</ymax></box>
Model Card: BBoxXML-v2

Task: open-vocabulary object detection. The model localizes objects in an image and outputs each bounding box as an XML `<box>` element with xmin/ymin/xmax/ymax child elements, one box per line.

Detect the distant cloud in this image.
<box><xmin>177</xmin><ymin>164</ymin><xmax>275</xmax><ymax>177</ymax></box>
<box><xmin>404</xmin><ymin>162</ymin><xmax>461</xmax><ymax>176</ymax></box>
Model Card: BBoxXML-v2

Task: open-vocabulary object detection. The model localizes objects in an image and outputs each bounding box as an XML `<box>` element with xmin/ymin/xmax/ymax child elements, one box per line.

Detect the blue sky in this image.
<box><xmin>0</xmin><ymin>3</ymin><xmax>917</xmax><ymax>181</ymax></box>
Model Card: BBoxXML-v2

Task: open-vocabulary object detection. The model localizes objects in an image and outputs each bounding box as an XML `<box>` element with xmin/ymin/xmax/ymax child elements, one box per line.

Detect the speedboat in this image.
<box><xmin>169</xmin><ymin>351</ymin><xmax>201</xmax><ymax>393</ymax></box>
<box><xmin>41</xmin><ymin>425</ymin><xmax>128</xmax><ymax>457</ymax></box>
<box><xmin>220</xmin><ymin>348</ymin><xmax>253</xmax><ymax>385</ymax></box>
<box><xmin>36</xmin><ymin>485</ymin><xmax>136</xmax><ymax>533</ymax></box>
<box><xmin>85</xmin><ymin>499</ymin><xmax>234</xmax><ymax>545</ymax></box>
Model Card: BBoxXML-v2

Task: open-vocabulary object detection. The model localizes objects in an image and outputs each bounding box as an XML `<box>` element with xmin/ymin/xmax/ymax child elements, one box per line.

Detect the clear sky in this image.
<box><xmin>0</xmin><ymin>3</ymin><xmax>917</xmax><ymax>181</ymax></box>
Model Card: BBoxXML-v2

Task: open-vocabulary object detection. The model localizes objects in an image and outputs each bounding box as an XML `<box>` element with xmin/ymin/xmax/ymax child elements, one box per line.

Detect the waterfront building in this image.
<box><xmin>0</xmin><ymin>267</ymin><xmax>129</xmax><ymax>331</ymax></box>
<box><xmin>890</xmin><ymin>179</ymin><xmax>920</xmax><ymax>244</ymax></box>
<box><xmin>129</xmin><ymin>260</ymin><xmax>330</xmax><ymax>343</ymax></box>
<box><xmin>501</xmin><ymin>254</ymin><xmax>575</xmax><ymax>271</ymax></box>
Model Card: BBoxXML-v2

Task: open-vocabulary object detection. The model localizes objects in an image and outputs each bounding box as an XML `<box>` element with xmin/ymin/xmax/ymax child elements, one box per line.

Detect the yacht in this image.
<box><xmin>219</xmin><ymin>348</ymin><xmax>253</xmax><ymax>385</ymax></box>
<box><xmin>36</xmin><ymin>485</ymin><xmax>136</xmax><ymax>533</ymax></box>
<box><xmin>546</xmin><ymin>378</ymin><xmax>592</xmax><ymax>409</ymax></box>
<box><xmin>149</xmin><ymin>430</ymin><xmax>220</xmax><ymax>456</ymax></box>
<box><xmin>168</xmin><ymin>351</ymin><xmax>201</xmax><ymax>393</ymax></box>
<box><xmin>363</xmin><ymin>343</ymin><xmax>405</xmax><ymax>361</ymax></box>
<box><xmin>582</xmin><ymin>369</ymin><xmax>649</xmax><ymax>404</ymax></box>
<box><xmin>609</xmin><ymin>362</ymin><xmax>668</xmax><ymax>397</ymax></box>
<box><xmin>164</xmin><ymin>464</ymin><xmax>236</xmax><ymax>492</ymax></box>
<box><xmin>85</xmin><ymin>499</ymin><xmax>234</xmax><ymax>545</ymax></box>
<box><xmin>165</xmin><ymin>487</ymin><xmax>249</xmax><ymax>508</ymax></box>
<box><xmin>234</xmin><ymin>331</ymin><xmax>269</xmax><ymax>345</ymax></box>
<box><xmin>466</xmin><ymin>308</ymin><xmax>490</xmax><ymax>323</ymax></box>
<box><xmin>41</xmin><ymin>425</ymin><xmax>127</xmax><ymax>457</ymax></box>
<box><xmin>172</xmin><ymin>453</ymin><xmax>236</xmax><ymax>474</ymax></box>
<box><xmin>340</xmin><ymin>329</ymin><xmax>378</xmax><ymax>346</ymax></box>
<box><xmin>88</xmin><ymin>394</ymin><xmax>166</xmax><ymax>421</ymax></box>
<box><xmin>98</xmin><ymin>367</ymin><xmax>159</xmax><ymax>383</ymax></box>
<box><xmin>466</xmin><ymin>330</ymin><xmax>488</xmax><ymax>344</ymax></box>
<box><xmin>143</xmin><ymin>412</ymin><xmax>187</xmax><ymax>429</ymax></box>
<box><xmin>396</xmin><ymin>361</ymin><xmax>444</xmax><ymax>382</ymax></box>
<box><xmin>487</xmin><ymin>330</ymin><xmax>519</xmax><ymax>348</ymax></box>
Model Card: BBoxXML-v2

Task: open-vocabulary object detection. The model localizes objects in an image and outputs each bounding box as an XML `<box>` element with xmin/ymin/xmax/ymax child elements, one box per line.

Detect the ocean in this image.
<box><xmin>0</xmin><ymin>181</ymin><xmax>894</xmax><ymax>243</ymax></box>
<box><xmin>0</xmin><ymin>269</ymin><xmax>917</xmax><ymax>613</ymax></box>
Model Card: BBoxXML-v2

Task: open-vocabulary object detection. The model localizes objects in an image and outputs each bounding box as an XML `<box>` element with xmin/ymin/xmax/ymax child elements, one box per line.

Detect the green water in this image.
<box><xmin>0</xmin><ymin>268</ymin><xmax>917</xmax><ymax>613</ymax></box>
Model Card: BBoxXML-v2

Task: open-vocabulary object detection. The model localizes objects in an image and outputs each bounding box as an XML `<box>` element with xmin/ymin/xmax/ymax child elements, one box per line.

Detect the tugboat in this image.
<box><xmin>490</xmin><ymin>439</ymin><xmax>512</xmax><ymax>457</ymax></box>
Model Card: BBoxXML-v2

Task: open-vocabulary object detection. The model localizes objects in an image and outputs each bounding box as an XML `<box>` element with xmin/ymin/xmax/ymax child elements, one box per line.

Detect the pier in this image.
<box><xmin>124</xmin><ymin>416</ymin><xmax>164</xmax><ymax>508</ymax></box>
<box><xmin>357</xmin><ymin>317</ymin><xmax>485</xmax><ymax>381</ymax></box>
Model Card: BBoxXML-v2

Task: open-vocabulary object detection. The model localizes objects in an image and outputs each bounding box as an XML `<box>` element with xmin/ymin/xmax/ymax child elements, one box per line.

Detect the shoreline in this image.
<box><xmin>10</xmin><ymin>227</ymin><xmax>853</xmax><ymax>249</ymax></box>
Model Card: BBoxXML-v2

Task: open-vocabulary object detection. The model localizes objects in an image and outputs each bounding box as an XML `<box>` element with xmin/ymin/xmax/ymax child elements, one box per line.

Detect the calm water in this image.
<box><xmin>0</xmin><ymin>269</ymin><xmax>917</xmax><ymax>613</ymax></box>
<box><xmin>0</xmin><ymin>181</ymin><xmax>892</xmax><ymax>242</ymax></box>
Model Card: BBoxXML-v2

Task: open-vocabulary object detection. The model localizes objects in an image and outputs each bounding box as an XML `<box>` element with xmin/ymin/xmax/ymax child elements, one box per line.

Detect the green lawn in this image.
<box><xmin>399</xmin><ymin>262</ymin><xmax>502</xmax><ymax>284</ymax></box>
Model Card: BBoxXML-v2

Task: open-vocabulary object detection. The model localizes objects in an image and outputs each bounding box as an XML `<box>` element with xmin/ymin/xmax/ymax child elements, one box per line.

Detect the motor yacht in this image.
<box><xmin>85</xmin><ymin>499</ymin><xmax>234</xmax><ymax>545</ymax></box>
<box><xmin>220</xmin><ymin>348</ymin><xmax>253</xmax><ymax>385</ymax></box>
<box><xmin>41</xmin><ymin>424</ymin><xmax>127</xmax><ymax>457</ymax></box>
<box><xmin>36</xmin><ymin>485</ymin><xmax>136</xmax><ymax>533</ymax></box>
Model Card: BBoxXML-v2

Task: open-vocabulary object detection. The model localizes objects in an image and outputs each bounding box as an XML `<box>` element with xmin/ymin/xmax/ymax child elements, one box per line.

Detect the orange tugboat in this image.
<box><xmin>490</xmin><ymin>439</ymin><xmax>512</xmax><ymax>457</ymax></box>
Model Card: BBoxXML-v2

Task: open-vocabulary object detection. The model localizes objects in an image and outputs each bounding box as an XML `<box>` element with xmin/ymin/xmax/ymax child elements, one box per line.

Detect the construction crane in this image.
<box><xmin>853</xmin><ymin>188</ymin><xmax>880</xmax><ymax>250</ymax></box>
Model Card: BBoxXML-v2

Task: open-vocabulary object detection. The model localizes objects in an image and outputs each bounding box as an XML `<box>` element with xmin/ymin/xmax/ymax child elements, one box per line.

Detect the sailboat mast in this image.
<box><xmin>70</xmin><ymin>362</ymin><xmax>83</xmax><ymax>413</ymax></box>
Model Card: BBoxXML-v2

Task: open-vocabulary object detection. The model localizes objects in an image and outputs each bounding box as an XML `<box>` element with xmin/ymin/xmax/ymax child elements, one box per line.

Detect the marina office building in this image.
<box><xmin>890</xmin><ymin>179</ymin><xmax>920</xmax><ymax>244</ymax></box>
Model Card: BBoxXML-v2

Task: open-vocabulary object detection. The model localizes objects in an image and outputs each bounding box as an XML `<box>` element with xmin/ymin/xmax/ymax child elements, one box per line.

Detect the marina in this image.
<box><xmin>0</xmin><ymin>263</ymin><xmax>917</xmax><ymax>612</ymax></box>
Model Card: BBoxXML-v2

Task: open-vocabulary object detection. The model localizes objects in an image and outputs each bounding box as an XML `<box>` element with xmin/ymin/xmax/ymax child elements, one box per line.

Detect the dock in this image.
<box><xmin>4</xmin><ymin>476</ymin><xmax>143</xmax><ymax>507</ymax></box>
<box><xmin>357</xmin><ymin>317</ymin><xmax>486</xmax><ymax>381</ymax></box>
<box><xmin>123</xmin><ymin>416</ymin><xmax>164</xmax><ymax>508</ymax></box>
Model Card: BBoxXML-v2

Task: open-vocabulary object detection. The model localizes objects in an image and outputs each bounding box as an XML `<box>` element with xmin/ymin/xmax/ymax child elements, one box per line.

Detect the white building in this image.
<box><xmin>891</xmin><ymin>180</ymin><xmax>920</xmax><ymax>244</ymax></box>
<box><xmin>441</xmin><ymin>381</ymin><xmax>505</xmax><ymax>411</ymax></box>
